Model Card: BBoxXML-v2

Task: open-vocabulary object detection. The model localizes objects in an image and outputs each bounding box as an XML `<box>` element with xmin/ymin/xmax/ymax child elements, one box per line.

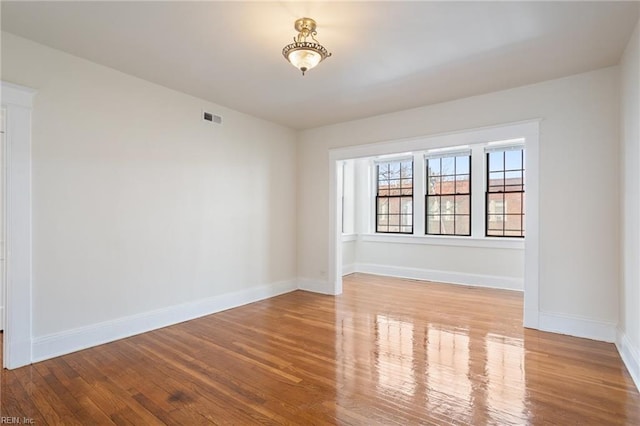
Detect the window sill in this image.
<box><xmin>341</xmin><ymin>233</ymin><xmax>357</xmax><ymax>242</ymax></box>
<box><xmin>360</xmin><ymin>233</ymin><xmax>524</xmax><ymax>249</ymax></box>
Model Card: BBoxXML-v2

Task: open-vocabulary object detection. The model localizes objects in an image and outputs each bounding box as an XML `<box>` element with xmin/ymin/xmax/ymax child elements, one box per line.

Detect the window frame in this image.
<box><xmin>425</xmin><ymin>152</ymin><xmax>472</xmax><ymax>236</ymax></box>
<box><xmin>485</xmin><ymin>146</ymin><xmax>525</xmax><ymax>238</ymax></box>
<box><xmin>375</xmin><ymin>159</ymin><xmax>414</xmax><ymax>234</ymax></box>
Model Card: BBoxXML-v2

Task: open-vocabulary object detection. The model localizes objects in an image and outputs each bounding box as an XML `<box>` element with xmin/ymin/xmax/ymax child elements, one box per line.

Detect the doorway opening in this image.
<box><xmin>328</xmin><ymin>120</ymin><xmax>540</xmax><ymax>328</ymax></box>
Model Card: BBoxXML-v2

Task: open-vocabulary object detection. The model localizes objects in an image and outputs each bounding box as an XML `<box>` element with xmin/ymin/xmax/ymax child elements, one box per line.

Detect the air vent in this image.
<box><xmin>203</xmin><ymin>111</ymin><xmax>223</xmax><ymax>125</ymax></box>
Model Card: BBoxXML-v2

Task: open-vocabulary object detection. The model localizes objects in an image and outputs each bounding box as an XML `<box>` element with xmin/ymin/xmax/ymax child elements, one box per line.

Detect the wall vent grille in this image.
<box><xmin>203</xmin><ymin>111</ymin><xmax>223</xmax><ymax>125</ymax></box>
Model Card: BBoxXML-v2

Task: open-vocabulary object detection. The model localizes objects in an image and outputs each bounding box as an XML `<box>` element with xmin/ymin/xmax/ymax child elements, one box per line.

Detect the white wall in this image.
<box><xmin>341</xmin><ymin>239</ymin><xmax>356</xmax><ymax>275</ymax></box>
<box><xmin>355</xmin><ymin>241</ymin><xmax>523</xmax><ymax>290</ymax></box>
<box><xmin>340</xmin><ymin>160</ymin><xmax>356</xmax><ymax>274</ymax></box>
<box><xmin>619</xmin><ymin>19</ymin><xmax>640</xmax><ymax>389</ymax></box>
<box><xmin>1</xmin><ymin>33</ymin><xmax>297</xmax><ymax>357</ymax></box>
<box><xmin>298</xmin><ymin>66</ymin><xmax>620</xmax><ymax>337</ymax></box>
<box><xmin>341</xmin><ymin>160</ymin><xmax>356</xmax><ymax>235</ymax></box>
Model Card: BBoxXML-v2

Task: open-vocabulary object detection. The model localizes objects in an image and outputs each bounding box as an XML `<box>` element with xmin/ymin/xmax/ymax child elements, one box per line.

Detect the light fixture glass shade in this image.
<box><xmin>283</xmin><ymin>18</ymin><xmax>331</xmax><ymax>75</ymax></box>
<box><xmin>286</xmin><ymin>47</ymin><xmax>322</xmax><ymax>74</ymax></box>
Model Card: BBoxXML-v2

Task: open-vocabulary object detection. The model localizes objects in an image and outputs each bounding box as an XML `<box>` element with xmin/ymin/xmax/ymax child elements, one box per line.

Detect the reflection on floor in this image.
<box><xmin>0</xmin><ymin>273</ymin><xmax>638</xmax><ymax>424</ymax></box>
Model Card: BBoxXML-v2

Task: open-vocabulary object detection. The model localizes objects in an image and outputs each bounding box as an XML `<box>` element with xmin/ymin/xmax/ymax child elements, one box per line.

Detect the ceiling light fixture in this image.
<box><xmin>282</xmin><ymin>17</ymin><xmax>331</xmax><ymax>76</ymax></box>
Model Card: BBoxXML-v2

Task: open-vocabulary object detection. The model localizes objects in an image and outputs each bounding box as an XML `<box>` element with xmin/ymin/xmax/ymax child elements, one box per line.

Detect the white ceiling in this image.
<box><xmin>2</xmin><ymin>1</ymin><xmax>638</xmax><ymax>130</ymax></box>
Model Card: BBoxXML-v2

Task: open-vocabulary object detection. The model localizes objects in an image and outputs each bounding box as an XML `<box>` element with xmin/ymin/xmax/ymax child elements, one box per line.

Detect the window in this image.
<box><xmin>376</xmin><ymin>160</ymin><xmax>413</xmax><ymax>233</ymax></box>
<box><xmin>367</xmin><ymin>140</ymin><xmax>528</xmax><ymax>240</ymax></box>
<box><xmin>426</xmin><ymin>154</ymin><xmax>471</xmax><ymax>236</ymax></box>
<box><xmin>341</xmin><ymin>162</ymin><xmax>346</xmax><ymax>233</ymax></box>
<box><xmin>486</xmin><ymin>147</ymin><xmax>525</xmax><ymax>237</ymax></box>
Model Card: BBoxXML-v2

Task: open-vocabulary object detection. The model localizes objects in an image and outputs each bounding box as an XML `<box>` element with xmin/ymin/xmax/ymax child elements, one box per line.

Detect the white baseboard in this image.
<box><xmin>0</xmin><ymin>306</ymin><xmax>3</xmax><ymax>331</ymax></box>
<box><xmin>297</xmin><ymin>278</ymin><xmax>334</xmax><ymax>295</ymax></box>
<box><xmin>354</xmin><ymin>263</ymin><xmax>523</xmax><ymax>291</ymax></box>
<box><xmin>342</xmin><ymin>263</ymin><xmax>356</xmax><ymax>276</ymax></box>
<box><xmin>32</xmin><ymin>279</ymin><xmax>297</xmax><ymax>363</ymax></box>
<box><xmin>538</xmin><ymin>311</ymin><xmax>617</xmax><ymax>343</ymax></box>
<box><xmin>616</xmin><ymin>330</ymin><xmax>640</xmax><ymax>392</ymax></box>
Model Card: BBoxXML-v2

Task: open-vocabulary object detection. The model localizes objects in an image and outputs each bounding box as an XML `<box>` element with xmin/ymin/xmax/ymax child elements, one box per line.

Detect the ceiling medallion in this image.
<box><xmin>282</xmin><ymin>17</ymin><xmax>332</xmax><ymax>76</ymax></box>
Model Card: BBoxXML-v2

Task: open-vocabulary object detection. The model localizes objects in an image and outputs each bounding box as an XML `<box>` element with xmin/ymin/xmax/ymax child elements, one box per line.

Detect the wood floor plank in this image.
<box><xmin>1</xmin><ymin>273</ymin><xmax>639</xmax><ymax>424</ymax></box>
<box><xmin>128</xmin><ymin>333</ymin><xmax>284</xmax><ymax>424</ymax></box>
<box><xmin>1</xmin><ymin>367</ymin><xmax>47</xmax><ymax>423</ymax></box>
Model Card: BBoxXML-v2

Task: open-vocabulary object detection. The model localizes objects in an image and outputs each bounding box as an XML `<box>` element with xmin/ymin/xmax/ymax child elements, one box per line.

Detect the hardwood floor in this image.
<box><xmin>1</xmin><ymin>273</ymin><xmax>638</xmax><ymax>425</ymax></box>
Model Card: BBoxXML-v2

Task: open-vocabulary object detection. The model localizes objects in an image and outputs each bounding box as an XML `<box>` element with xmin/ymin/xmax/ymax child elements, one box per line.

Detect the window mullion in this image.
<box><xmin>413</xmin><ymin>154</ymin><xmax>426</xmax><ymax>235</ymax></box>
<box><xmin>471</xmin><ymin>144</ymin><xmax>485</xmax><ymax>238</ymax></box>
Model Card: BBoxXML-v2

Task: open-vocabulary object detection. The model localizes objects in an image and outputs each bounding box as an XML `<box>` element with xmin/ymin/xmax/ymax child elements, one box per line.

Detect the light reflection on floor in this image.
<box><xmin>333</xmin><ymin>275</ymin><xmax>638</xmax><ymax>424</ymax></box>
<box><xmin>372</xmin><ymin>315</ymin><xmax>526</xmax><ymax>424</ymax></box>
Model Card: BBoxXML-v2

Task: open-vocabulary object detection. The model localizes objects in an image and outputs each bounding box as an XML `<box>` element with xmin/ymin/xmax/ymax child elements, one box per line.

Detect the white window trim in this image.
<box><xmin>2</xmin><ymin>81</ymin><xmax>37</xmax><ymax>369</ymax></box>
<box><xmin>341</xmin><ymin>233</ymin><xmax>357</xmax><ymax>242</ymax></box>
<box><xmin>360</xmin><ymin>233</ymin><xmax>524</xmax><ymax>250</ymax></box>
<box><xmin>483</xmin><ymin>142</ymin><xmax>526</xmax><ymax>238</ymax></box>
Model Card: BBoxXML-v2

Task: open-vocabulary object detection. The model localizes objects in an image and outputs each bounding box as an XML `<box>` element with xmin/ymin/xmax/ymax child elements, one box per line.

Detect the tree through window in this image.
<box><xmin>426</xmin><ymin>154</ymin><xmax>471</xmax><ymax>236</ymax></box>
<box><xmin>376</xmin><ymin>160</ymin><xmax>413</xmax><ymax>233</ymax></box>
